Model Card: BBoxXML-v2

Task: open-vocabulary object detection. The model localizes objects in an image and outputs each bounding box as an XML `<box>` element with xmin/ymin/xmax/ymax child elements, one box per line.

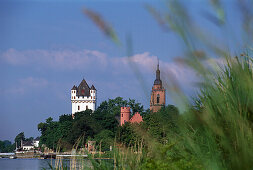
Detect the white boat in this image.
<box><xmin>9</xmin><ymin>156</ymin><xmax>17</xmax><ymax>159</ymax></box>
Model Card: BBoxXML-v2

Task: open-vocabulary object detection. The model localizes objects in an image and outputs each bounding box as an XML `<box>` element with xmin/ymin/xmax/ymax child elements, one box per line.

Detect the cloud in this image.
<box><xmin>114</xmin><ymin>52</ymin><xmax>197</xmax><ymax>84</ymax></box>
<box><xmin>0</xmin><ymin>48</ymin><xmax>108</xmax><ymax>70</ymax></box>
<box><xmin>1</xmin><ymin>48</ymin><xmax>190</xmax><ymax>76</ymax></box>
<box><xmin>114</xmin><ymin>52</ymin><xmax>157</xmax><ymax>71</ymax></box>
<box><xmin>0</xmin><ymin>77</ymin><xmax>49</xmax><ymax>96</ymax></box>
<box><xmin>0</xmin><ymin>48</ymin><xmax>202</xmax><ymax>93</ymax></box>
<box><xmin>19</xmin><ymin>77</ymin><xmax>48</xmax><ymax>88</ymax></box>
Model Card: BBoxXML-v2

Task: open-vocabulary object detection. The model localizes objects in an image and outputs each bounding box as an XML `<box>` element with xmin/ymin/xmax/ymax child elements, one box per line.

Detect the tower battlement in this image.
<box><xmin>120</xmin><ymin>107</ymin><xmax>130</xmax><ymax>126</ymax></box>
<box><xmin>120</xmin><ymin>107</ymin><xmax>143</xmax><ymax>126</ymax></box>
<box><xmin>121</xmin><ymin>107</ymin><xmax>131</xmax><ymax>112</ymax></box>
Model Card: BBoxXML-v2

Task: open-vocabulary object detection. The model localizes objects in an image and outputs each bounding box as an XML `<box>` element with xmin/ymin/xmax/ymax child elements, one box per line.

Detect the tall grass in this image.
<box><xmin>89</xmin><ymin>54</ymin><xmax>253</xmax><ymax>170</ymax></box>
<box><xmin>58</xmin><ymin>0</ymin><xmax>253</xmax><ymax>169</ymax></box>
<box><xmin>184</xmin><ymin>56</ymin><xmax>253</xmax><ymax>169</ymax></box>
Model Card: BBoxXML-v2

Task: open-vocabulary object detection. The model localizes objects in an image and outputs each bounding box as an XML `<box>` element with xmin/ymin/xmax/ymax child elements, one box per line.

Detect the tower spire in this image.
<box><xmin>155</xmin><ymin>58</ymin><xmax>161</xmax><ymax>83</ymax></box>
<box><xmin>150</xmin><ymin>58</ymin><xmax>165</xmax><ymax>112</ymax></box>
<box><xmin>157</xmin><ymin>58</ymin><xmax>159</xmax><ymax>70</ymax></box>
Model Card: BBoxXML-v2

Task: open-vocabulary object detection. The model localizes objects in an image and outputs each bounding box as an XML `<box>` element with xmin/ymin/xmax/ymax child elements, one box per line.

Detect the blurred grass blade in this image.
<box><xmin>83</xmin><ymin>7</ymin><xmax>120</xmax><ymax>46</ymax></box>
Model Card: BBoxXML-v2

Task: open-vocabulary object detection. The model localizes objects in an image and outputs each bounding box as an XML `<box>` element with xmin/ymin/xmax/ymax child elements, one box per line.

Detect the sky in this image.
<box><xmin>0</xmin><ymin>0</ymin><xmax>247</xmax><ymax>141</ymax></box>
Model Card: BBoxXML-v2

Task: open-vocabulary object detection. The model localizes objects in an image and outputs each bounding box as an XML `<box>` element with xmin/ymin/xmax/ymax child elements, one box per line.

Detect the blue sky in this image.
<box><xmin>0</xmin><ymin>0</ymin><xmax>247</xmax><ymax>141</ymax></box>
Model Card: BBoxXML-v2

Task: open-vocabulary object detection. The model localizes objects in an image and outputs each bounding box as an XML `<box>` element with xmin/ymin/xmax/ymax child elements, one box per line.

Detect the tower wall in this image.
<box><xmin>120</xmin><ymin>107</ymin><xmax>131</xmax><ymax>126</ymax></box>
<box><xmin>90</xmin><ymin>89</ymin><xmax>97</xmax><ymax>111</ymax></box>
<box><xmin>150</xmin><ymin>89</ymin><xmax>165</xmax><ymax>112</ymax></box>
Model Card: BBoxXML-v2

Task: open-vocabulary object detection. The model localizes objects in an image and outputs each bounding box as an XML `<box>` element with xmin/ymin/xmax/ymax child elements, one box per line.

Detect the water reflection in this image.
<box><xmin>0</xmin><ymin>158</ymin><xmax>78</xmax><ymax>170</ymax></box>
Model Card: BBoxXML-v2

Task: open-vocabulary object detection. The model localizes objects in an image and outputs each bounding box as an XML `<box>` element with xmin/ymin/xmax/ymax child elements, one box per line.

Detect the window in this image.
<box><xmin>122</xmin><ymin>114</ymin><xmax>123</xmax><ymax>117</ymax></box>
<box><xmin>74</xmin><ymin>96</ymin><xmax>76</xmax><ymax>99</ymax></box>
<box><xmin>78</xmin><ymin>106</ymin><xmax>80</xmax><ymax>110</ymax></box>
<box><xmin>91</xmin><ymin>96</ymin><xmax>92</xmax><ymax>99</ymax></box>
<box><xmin>157</xmin><ymin>94</ymin><xmax>160</xmax><ymax>104</ymax></box>
<box><xmin>86</xmin><ymin>106</ymin><xmax>88</xmax><ymax>110</ymax></box>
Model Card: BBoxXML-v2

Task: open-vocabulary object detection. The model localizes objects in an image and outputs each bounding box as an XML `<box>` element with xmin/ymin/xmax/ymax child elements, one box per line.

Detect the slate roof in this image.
<box><xmin>76</xmin><ymin>79</ymin><xmax>90</xmax><ymax>97</ymax></box>
<box><xmin>23</xmin><ymin>141</ymin><xmax>34</xmax><ymax>146</ymax></box>
<box><xmin>71</xmin><ymin>85</ymin><xmax>78</xmax><ymax>90</ymax></box>
<box><xmin>34</xmin><ymin>137</ymin><xmax>40</xmax><ymax>141</ymax></box>
<box><xmin>90</xmin><ymin>85</ymin><xmax>96</xmax><ymax>90</ymax></box>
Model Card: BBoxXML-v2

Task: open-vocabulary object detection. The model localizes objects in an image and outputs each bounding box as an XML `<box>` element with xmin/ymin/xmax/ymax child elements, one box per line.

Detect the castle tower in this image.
<box><xmin>150</xmin><ymin>60</ymin><xmax>166</xmax><ymax>112</ymax></box>
<box><xmin>71</xmin><ymin>79</ymin><xmax>97</xmax><ymax>117</ymax></box>
<box><xmin>120</xmin><ymin>107</ymin><xmax>131</xmax><ymax>126</ymax></box>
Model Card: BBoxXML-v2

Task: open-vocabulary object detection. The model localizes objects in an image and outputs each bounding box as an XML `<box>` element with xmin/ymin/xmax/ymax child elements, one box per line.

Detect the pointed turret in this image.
<box><xmin>71</xmin><ymin>85</ymin><xmax>77</xmax><ymax>90</ymax></box>
<box><xmin>154</xmin><ymin>59</ymin><xmax>162</xmax><ymax>86</ymax></box>
<box><xmin>90</xmin><ymin>85</ymin><xmax>96</xmax><ymax>90</ymax></box>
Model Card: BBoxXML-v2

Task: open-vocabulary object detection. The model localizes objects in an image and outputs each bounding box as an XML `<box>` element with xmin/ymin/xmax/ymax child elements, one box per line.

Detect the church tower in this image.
<box><xmin>150</xmin><ymin>60</ymin><xmax>166</xmax><ymax>112</ymax></box>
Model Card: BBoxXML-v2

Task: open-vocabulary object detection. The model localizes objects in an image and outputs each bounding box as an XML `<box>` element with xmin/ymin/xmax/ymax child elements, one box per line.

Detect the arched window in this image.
<box><xmin>78</xmin><ymin>106</ymin><xmax>80</xmax><ymax>110</ymax></box>
<box><xmin>157</xmin><ymin>94</ymin><xmax>160</xmax><ymax>104</ymax></box>
<box><xmin>86</xmin><ymin>106</ymin><xmax>88</xmax><ymax>110</ymax></box>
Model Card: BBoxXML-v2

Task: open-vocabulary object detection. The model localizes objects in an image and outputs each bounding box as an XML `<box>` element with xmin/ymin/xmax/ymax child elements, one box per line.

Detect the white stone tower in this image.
<box><xmin>71</xmin><ymin>79</ymin><xmax>97</xmax><ymax>117</ymax></box>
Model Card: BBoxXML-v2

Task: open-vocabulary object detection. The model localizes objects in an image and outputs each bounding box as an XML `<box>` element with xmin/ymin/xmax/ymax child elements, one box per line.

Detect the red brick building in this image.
<box><xmin>120</xmin><ymin>107</ymin><xmax>143</xmax><ymax>126</ymax></box>
<box><xmin>150</xmin><ymin>61</ymin><xmax>166</xmax><ymax>112</ymax></box>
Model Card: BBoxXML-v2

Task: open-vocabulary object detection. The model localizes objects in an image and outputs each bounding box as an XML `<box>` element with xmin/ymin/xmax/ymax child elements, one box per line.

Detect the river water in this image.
<box><xmin>0</xmin><ymin>158</ymin><xmax>91</xmax><ymax>170</ymax></box>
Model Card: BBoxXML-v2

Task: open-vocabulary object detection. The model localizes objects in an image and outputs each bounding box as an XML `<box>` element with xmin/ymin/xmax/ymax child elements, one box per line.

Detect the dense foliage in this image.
<box><xmin>38</xmin><ymin>97</ymin><xmax>145</xmax><ymax>151</ymax></box>
<box><xmin>0</xmin><ymin>140</ymin><xmax>15</xmax><ymax>153</ymax></box>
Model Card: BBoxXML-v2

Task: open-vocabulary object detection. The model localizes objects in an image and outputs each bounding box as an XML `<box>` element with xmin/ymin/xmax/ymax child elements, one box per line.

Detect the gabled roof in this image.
<box><xmin>34</xmin><ymin>137</ymin><xmax>40</xmax><ymax>141</ymax></box>
<box><xmin>129</xmin><ymin>112</ymin><xmax>143</xmax><ymax>124</ymax></box>
<box><xmin>76</xmin><ymin>79</ymin><xmax>90</xmax><ymax>97</ymax></box>
<box><xmin>23</xmin><ymin>141</ymin><xmax>34</xmax><ymax>147</ymax></box>
<box><xmin>90</xmin><ymin>85</ymin><xmax>96</xmax><ymax>90</ymax></box>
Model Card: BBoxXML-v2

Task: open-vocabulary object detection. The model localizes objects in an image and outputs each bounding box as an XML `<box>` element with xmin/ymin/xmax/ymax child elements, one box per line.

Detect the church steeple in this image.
<box><xmin>150</xmin><ymin>58</ymin><xmax>166</xmax><ymax>112</ymax></box>
<box><xmin>154</xmin><ymin>59</ymin><xmax>162</xmax><ymax>86</ymax></box>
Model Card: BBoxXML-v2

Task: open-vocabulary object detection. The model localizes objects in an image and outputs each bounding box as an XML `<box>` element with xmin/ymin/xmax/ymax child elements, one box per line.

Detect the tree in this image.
<box><xmin>143</xmin><ymin>105</ymin><xmax>180</xmax><ymax>143</ymax></box>
<box><xmin>59</xmin><ymin>114</ymin><xmax>72</xmax><ymax>123</ymax></box>
<box><xmin>68</xmin><ymin>110</ymin><xmax>101</xmax><ymax>145</ymax></box>
<box><xmin>94</xmin><ymin>130</ymin><xmax>114</xmax><ymax>151</ymax></box>
<box><xmin>37</xmin><ymin>97</ymin><xmax>146</xmax><ymax>151</ymax></box>
<box><xmin>15</xmin><ymin>132</ymin><xmax>25</xmax><ymax>148</ymax></box>
<box><xmin>0</xmin><ymin>140</ymin><xmax>15</xmax><ymax>153</ymax></box>
<box><xmin>128</xmin><ymin>99</ymin><xmax>144</xmax><ymax>114</ymax></box>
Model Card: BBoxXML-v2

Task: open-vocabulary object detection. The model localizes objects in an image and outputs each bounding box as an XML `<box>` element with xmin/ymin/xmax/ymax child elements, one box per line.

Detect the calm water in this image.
<box><xmin>0</xmin><ymin>158</ymin><xmax>83</xmax><ymax>170</ymax></box>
